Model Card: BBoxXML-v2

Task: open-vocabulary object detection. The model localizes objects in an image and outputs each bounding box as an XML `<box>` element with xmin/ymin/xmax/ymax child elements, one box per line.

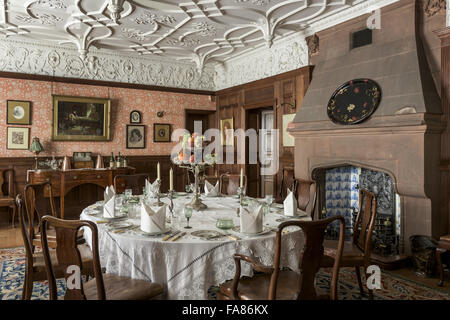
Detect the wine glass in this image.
<box><xmin>124</xmin><ymin>189</ymin><xmax>132</xmax><ymax>200</ymax></box>
<box><xmin>184</xmin><ymin>206</ymin><xmax>193</xmax><ymax>229</ymax></box>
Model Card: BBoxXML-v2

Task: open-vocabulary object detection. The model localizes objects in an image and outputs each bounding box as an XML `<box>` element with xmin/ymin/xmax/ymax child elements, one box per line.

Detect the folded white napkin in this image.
<box><xmin>145</xmin><ymin>179</ymin><xmax>159</xmax><ymax>198</ymax></box>
<box><xmin>240</xmin><ymin>202</ymin><xmax>263</xmax><ymax>234</ymax></box>
<box><xmin>103</xmin><ymin>186</ymin><xmax>116</xmax><ymax>218</ymax></box>
<box><xmin>283</xmin><ymin>188</ymin><xmax>298</xmax><ymax>216</ymax></box>
<box><xmin>204</xmin><ymin>180</ymin><xmax>219</xmax><ymax>197</ymax></box>
<box><xmin>140</xmin><ymin>202</ymin><xmax>167</xmax><ymax>233</ymax></box>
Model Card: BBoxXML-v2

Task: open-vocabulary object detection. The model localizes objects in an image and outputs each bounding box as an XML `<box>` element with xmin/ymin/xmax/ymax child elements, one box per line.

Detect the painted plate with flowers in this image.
<box><xmin>327</xmin><ymin>79</ymin><xmax>381</xmax><ymax>125</ymax></box>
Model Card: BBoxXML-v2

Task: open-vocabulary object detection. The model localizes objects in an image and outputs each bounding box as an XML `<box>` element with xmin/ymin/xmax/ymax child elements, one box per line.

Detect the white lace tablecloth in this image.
<box><xmin>80</xmin><ymin>194</ymin><xmax>309</xmax><ymax>300</ymax></box>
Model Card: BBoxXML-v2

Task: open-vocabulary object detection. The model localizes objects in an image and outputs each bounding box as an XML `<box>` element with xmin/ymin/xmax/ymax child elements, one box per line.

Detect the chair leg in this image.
<box><xmin>11</xmin><ymin>205</ymin><xmax>16</xmax><ymax>228</ymax></box>
<box><xmin>436</xmin><ymin>247</ymin><xmax>447</xmax><ymax>287</ymax></box>
<box><xmin>355</xmin><ymin>266</ymin><xmax>364</xmax><ymax>295</ymax></box>
<box><xmin>22</xmin><ymin>271</ymin><xmax>33</xmax><ymax>300</ymax></box>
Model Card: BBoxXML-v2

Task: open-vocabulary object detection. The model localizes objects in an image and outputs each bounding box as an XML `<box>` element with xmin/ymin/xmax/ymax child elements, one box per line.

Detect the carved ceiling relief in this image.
<box><xmin>0</xmin><ymin>0</ymin><xmax>399</xmax><ymax>90</ymax></box>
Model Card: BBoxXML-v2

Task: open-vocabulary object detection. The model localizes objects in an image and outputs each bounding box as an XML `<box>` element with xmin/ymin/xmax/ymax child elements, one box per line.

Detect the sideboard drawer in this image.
<box><xmin>64</xmin><ymin>170</ymin><xmax>110</xmax><ymax>182</ymax></box>
<box><xmin>28</xmin><ymin>171</ymin><xmax>61</xmax><ymax>197</ymax></box>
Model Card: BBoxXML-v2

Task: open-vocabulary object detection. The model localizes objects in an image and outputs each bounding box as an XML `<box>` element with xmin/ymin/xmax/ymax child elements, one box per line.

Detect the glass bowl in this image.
<box><xmin>216</xmin><ymin>218</ymin><xmax>234</xmax><ymax>230</ymax></box>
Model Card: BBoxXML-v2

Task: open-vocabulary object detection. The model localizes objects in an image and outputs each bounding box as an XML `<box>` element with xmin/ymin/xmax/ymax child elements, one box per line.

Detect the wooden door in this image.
<box><xmin>260</xmin><ymin>110</ymin><xmax>275</xmax><ymax>197</ymax></box>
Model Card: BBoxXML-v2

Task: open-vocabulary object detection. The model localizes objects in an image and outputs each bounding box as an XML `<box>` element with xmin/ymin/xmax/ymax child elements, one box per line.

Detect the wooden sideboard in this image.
<box><xmin>27</xmin><ymin>167</ymin><xmax>135</xmax><ymax>219</ymax></box>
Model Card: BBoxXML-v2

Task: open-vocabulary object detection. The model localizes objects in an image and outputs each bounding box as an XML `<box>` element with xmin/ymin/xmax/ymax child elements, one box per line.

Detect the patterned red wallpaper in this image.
<box><xmin>0</xmin><ymin>77</ymin><xmax>215</xmax><ymax>157</ymax></box>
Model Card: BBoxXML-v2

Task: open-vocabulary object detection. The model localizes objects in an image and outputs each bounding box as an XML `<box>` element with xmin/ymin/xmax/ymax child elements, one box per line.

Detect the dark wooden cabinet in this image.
<box><xmin>28</xmin><ymin>167</ymin><xmax>135</xmax><ymax>218</ymax></box>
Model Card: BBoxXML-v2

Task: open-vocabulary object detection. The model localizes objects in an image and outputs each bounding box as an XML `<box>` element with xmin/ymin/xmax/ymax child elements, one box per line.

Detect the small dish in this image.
<box><xmin>191</xmin><ymin>230</ymin><xmax>223</xmax><ymax>240</ymax></box>
<box><xmin>231</xmin><ymin>226</ymin><xmax>273</xmax><ymax>236</ymax></box>
<box><xmin>216</xmin><ymin>218</ymin><xmax>234</xmax><ymax>230</ymax></box>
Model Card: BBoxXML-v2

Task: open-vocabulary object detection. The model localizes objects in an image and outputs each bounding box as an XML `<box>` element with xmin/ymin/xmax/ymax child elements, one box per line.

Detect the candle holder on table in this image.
<box><xmin>152</xmin><ymin>179</ymin><xmax>164</xmax><ymax>207</ymax></box>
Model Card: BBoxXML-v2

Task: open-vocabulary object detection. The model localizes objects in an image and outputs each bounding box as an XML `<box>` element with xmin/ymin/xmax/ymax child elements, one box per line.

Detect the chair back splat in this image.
<box><xmin>41</xmin><ymin>216</ymin><xmax>105</xmax><ymax>300</ymax></box>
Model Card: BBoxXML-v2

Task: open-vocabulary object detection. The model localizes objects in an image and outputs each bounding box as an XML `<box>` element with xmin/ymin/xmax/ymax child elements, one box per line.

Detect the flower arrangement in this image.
<box><xmin>174</xmin><ymin>133</ymin><xmax>216</xmax><ymax>166</ymax></box>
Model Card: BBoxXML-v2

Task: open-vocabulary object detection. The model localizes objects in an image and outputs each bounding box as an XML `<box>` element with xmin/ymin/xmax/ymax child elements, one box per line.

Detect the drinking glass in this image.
<box><xmin>184</xmin><ymin>206</ymin><xmax>193</xmax><ymax>229</ymax></box>
<box><xmin>124</xmin><ymin>189</ymin><xmax>132</xmax><ymax>200</ymax></box>
<box><xmin>265</xmin><ymin>195</ymin><xmax>274</xmax><ymax>206</ymax></box>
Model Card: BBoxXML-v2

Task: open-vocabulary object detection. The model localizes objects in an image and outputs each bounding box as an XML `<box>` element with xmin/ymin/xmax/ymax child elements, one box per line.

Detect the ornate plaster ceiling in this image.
<box><xmin>0</xmin><ymin>0</ymin><xmax>399</xmax><ymax>90</ymax></box>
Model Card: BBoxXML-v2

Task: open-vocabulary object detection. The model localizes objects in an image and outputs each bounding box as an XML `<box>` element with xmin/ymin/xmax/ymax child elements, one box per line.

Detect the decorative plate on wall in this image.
<box><xmin>327</xmin><ymin>79</ymin><xmax>381</xmax><ymax>125</ymax></box>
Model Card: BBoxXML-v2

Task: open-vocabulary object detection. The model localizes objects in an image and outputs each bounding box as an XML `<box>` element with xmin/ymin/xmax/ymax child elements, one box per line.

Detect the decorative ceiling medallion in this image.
<box><xmin>327</xmin><ymin>79</ymin><xmax>382</xmax><ymax>125</ymax></box>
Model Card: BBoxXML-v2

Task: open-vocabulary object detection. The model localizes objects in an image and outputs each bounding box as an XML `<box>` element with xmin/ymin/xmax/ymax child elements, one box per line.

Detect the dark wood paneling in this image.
<box><xmin>216</xmin><ymin>66</ymin><xmax>313</xmax><ymax>197</ymax></box>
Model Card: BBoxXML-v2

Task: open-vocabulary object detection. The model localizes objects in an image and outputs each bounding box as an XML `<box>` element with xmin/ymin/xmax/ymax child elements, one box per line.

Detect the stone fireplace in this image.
<box><xmin>289</xmin><ymin>0</ymin><xmax>446</xmax><ymax>254</ymax></box>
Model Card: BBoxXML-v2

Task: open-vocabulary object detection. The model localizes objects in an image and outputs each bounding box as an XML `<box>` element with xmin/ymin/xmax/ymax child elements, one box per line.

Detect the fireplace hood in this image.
<box><xmin>289</xmin><ymin>0</ymin><xmax>445</xmax><ymax>253</ymax></box>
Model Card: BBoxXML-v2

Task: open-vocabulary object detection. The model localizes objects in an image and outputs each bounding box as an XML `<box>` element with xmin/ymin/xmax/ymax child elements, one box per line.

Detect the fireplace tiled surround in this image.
<box><xmin>290</xmin><ymin>0</ymin><xmax>447</xmax><ymax>254</ymax></box>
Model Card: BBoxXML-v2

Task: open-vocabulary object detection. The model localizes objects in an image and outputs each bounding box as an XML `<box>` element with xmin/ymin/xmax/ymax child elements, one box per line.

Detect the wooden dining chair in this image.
<box><xmin>277</xmin><ymin>166</ymin><xmax>298</xmax><ymax>203</ymax></box>
<box><xmin>217</xmin><ymin>216</ymin><xmax>346</xmax><ymax>300</ymax></box>
<box><xmin>24</xmin><ymin>181</ymin><xmax>84</xmax><ymax>249</ymax></box>
<box><xmin>219</xmin><ymin>173</ymin><xmax>247</xmax><ymax>196</ymax></box>
<box><xmin>436</xmin><ymin>234</ymin><xmax>450</xmax><ymax>287</ymax></box>
<box><xmin>297</xmin><ymin>178</ymin><xmax>317</xmax><ymax>219</ymax></box>
<box><xmin>114</xmin><ymin>173</ymin><xmax>150</xmax><ymax>195</ymax></box>
<box><xmin>16</xmin><ymin>194</ymin><xmax>94</xmax><ymax>300</ymax></box>
<box><xmin>41</xmin><ymin>215</ymin><xmax>164</xmax><ymax>300</ymax></box>
<box><xmin>319</xmin><ymin>189</ymin><xmax>377</xmax><ymax>300</ymax></box>
<box><xmin>0</xmin><ymin>169</ymin><xmax>17</xmax><ymax>227</ymax></box>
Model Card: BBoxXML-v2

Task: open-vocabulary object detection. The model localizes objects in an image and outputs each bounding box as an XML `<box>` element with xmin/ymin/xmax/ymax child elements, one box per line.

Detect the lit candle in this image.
<box><xmin>169</xmin><ymin>168</ymin><xmax>173</xmax><ymax>191</ymax></box>
<box><xmin>240</xmin><ymin>168</ymin><xmax>244</xmax><ymax>188</ymax></box>
<box><xmin>157</xmin><ymin>162</ymin><xmax>161</xmax><ymax>181</ymax></box>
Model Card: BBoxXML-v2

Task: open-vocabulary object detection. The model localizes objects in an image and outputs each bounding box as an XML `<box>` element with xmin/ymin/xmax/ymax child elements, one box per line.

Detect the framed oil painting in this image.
<box><xmin>127</xmin><ymin>125</ymin><xmax>146</xmax><ymax>149</ymax></box>
<box><xmin>7</xmin><ymin>100</ymin><xmax>31</xmax><ymax>125</ymax></box>
<box><xmin>52</xmin><ymin>95</ymin><xmax>111</xmax><ymax>141</ymax></box>
<box><xmin>282</xmin><ymin>113</ymin><xmax>296</xmax><ymax>147</ymax></box>
<box><xmin>6</xmin><ymin>127</ymin><xmax>30</xmax><ymax>150</ymax></box>
<box><xmin>153</xmin><ymin>123</ymin><xmax>171</xmax><ymax>143</ymax></box>
<box><xmin>130</xmin><ymin>110</ymin><xmax>141</xmax><ymax>124</ymax></box>
<box><xmin>220</xmin><ymin>118</ymin><xmax>234</xmax><ymax>146</ymax></box>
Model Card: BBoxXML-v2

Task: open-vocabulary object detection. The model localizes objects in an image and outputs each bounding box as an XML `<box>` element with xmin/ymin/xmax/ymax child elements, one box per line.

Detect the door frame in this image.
<box><xmin>243</xmin><ymin>99</ymin><xmax>277</xmax><ymax>198</ymax></box>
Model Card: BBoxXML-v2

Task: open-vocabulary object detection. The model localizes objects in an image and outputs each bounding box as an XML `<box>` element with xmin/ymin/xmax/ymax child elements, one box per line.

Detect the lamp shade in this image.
<box><xmin>29</xmin><ymin>137</ymin><xmax>44</xmax><ymax>154</ymax></box>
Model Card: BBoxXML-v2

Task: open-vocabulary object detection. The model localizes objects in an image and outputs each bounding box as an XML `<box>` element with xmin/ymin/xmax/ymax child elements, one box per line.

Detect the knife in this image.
<box><xmin>162</xmin><ymin>230</ymin><xmax>180</xmax><ymax>241</ymax></box>
<box><xmin>170</xmin><ymin>232</ymin><xmax>186</xmax><ymax>242</ymax></box>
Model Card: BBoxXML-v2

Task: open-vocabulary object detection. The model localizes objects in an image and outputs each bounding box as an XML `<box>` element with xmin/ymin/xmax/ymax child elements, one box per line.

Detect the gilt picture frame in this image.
<box><xmin>153</xmin><ymin>123</ymin><xmax>171</xmax><ymax>143</ymax></box>
<box><xmin>7</xmin><ymin>100</ymin><xmax>31</xmax><ymax>125</ymax></box>
<box><xmin>220</xmin><ymin>118</ymin><xmax>234</xmax><ymax>146</ymax></box>
<box><xmin>52</xmin><ymin>95</ymin><xmax>111</xmax><ymax>141</ymax></box>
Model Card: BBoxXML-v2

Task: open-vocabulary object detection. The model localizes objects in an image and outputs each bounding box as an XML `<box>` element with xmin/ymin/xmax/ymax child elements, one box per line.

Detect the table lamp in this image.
<box><xmin>29</xmin><ymin>137</ymin><xmax>44</xmax><ymax>170</ymax></box>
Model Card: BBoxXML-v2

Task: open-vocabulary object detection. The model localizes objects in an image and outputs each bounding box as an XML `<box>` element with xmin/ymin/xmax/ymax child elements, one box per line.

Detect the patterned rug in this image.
<box><xmin>1</xmin><ymin>247</ymin><xmax>449</xmax><ymax>300</ymax></box>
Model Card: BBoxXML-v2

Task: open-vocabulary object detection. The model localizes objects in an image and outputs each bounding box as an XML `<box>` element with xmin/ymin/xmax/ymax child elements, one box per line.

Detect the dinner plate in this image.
<box><xmin>273</xmin><ymin>203</ymin><xmax>284</xmax><ymax>209</ymax></box>
<box><xmin>191</xmin><ymin>230</ymin><xmax>224</xmax><ymax>240</ymax></box>
<box><xmin>135</xmin><ymin>228</ymin><xmax>172</xmax><ymax>237</ymax></box>
<box><xmin>231</xmin><ymin>226</ymin><xmax>273</xmax><ymax>236</ymax></box>
<box><xmin>176</xmin><ymin>192</ymin><xmax>188</xmax><ymax>196</ymax></box>
<box><xmin>106</xmin><ymin>221</ymin><xmax>133</xmax><ymax>230</ymax></box>
<box><xmin>102</xmin><ymin>212</ymin><xmax>128</xmax><ymax>220</ymax></box>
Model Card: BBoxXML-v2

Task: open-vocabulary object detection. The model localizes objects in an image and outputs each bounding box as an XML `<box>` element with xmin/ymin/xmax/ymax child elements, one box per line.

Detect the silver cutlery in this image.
<box><xmin>162</xmin><ymin>230</ymin><xmax>181</xmax><ymax>241</ymax></box>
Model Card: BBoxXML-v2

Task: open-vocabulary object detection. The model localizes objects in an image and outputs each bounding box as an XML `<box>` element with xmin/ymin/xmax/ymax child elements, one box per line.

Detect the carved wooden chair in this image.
<box><xmin>296</xmin><ymin>178</ymin><xmax>317</xmax><ymax>219</ymax></box>
<box><xmin>114</xmin><ymin>174</ymin><xmax>150</xmax><ymax>195</ymax></box>
<box><xmin>0</xmin><ymin>169</ymin><xmax>16</xmax><ymax>227</ymax></box>
<box><xmin>24</xmin><ymin>181</ymin><xmax>84</xmax><ymax>249</ymax></box>
<box><xmin>319</xmin><ymin>189</ymin><xmax>377</xmax><ymax>300</ymax></box>
<box><xmin>16</xmin><ymin>194</ymin><xmax>94</xmax><ymax>300</ymax></box>
<box><xmin>219</xmin><ymin>173</ymin><xmax>247</xmax><ymax>196</ymax></box>
<box><xmin>41</xmin><ymin>215</ymin><xmax>164</xmax><ymax>300</ymax></box>
<box><xmin>436</xmin><ymin>235</ymin><xmax>450</xmax><ymax>287</ymax></box>
<box><xmin>217</xmin><ymin>216</ymin><xmax>345</xmax><ymax>300</ymax></box>
<box><xmin>277</xmin><ymin>166</ymin><xmax>298</xmax><ymax>203</ymax></box>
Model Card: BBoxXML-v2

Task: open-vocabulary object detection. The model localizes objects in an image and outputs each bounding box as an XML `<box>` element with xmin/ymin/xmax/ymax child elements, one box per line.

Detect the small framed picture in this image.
<box><xmin>7</xmin><ymin>100</ymin><xmax>31</xmax><ymax>125</ymax></box>
<box><xmin>7</xmin><ymin>127</ymin><xmax>30</xmax><ymax>150</ymax></box>
<box><xmin>153</xmin><ymin>123</ymin><xmax>171</xmax><ymax>143</ymax></box>
<box><xmin>220</xmin><ymin>118</ymin><xmax>234</xmax><ymax>146</ymax></box>
<box><xmin>130</xmin><ymin>110</ymin><xmax>141</xmax><ymax>124</ymax></box>
<box><xmin>126</xmin><ymin>125</ymin><xmax>146</xmax><ymax>149</ymax></box>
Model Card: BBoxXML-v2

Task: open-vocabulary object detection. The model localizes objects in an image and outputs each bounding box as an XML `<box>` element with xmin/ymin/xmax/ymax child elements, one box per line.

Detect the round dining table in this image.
<box><xmin>80</xmin><ymin>193</ymin><xmax>310</xmax><ymax>300</ymax></box>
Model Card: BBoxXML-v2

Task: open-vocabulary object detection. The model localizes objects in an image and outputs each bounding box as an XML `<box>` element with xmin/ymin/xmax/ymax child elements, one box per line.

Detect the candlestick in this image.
<box><xmin>240</xmin><ymin>168</ymin><xmax>244</xmax><ymax>188</ymax></box>
<box><xmin>169</xmin><ymin>168</ymin><xmax>173</xmax><ymax>191</ymax></box>
<box><xmin>152</xmin><ymin>179</ymin><xmax>163</xmax><ymax>206</ymax></box>
<box><xmin>157</xmin><ymin>162</ymin><xmax>161</xmax><ymax>180</ymax></box>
